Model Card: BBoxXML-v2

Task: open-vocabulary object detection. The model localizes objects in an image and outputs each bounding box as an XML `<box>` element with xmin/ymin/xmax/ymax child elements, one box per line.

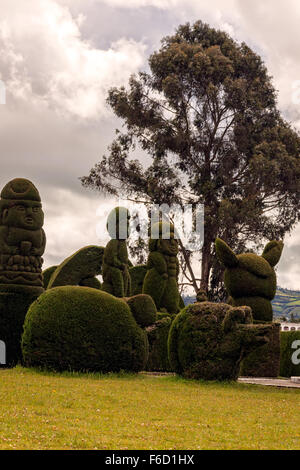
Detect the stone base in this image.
<box><xmin>291</xmin><ymin>376</ymin><xmax>300</xmax><ymax>384</ymax></box>
<box><xmin>240</xmin><ymin>323</ymin><xmax>280</xmax><ymax>378</ymax></box>
<box><xmin>0</xmin><ymin>291</ymin><xmax>41</xmax><ymax>367</ymax></box>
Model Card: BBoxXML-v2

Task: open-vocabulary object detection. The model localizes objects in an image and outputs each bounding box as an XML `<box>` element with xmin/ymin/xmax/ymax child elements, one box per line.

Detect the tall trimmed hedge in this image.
<box><xmin>280</xmin><ymin>331</ymin><xmax>300</xmax><ymax>377</ymax></box>
<box><xmin>145</xmin><ymin>313</ymin><xmax>175</xmax><ymax>372</ymax></box>
<box><xmin>22</xmin><ymin>286</ymin><xmax>148</xmax><ymax>373</ymax></box>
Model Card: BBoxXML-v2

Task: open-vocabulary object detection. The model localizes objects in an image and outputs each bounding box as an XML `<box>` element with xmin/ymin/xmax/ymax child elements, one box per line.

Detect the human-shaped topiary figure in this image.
<box><xmin>168</xmin><ymin>301</ymin><xmax>271</xmax><ymax>381</ymax></box>
<box><xmin>142</xmin><ymin>221</ymin><xmax>180</xmax><ymax>314</ymax></box>
<box><xmin>215</xmin><ymin>238</ymin><xmax>283</xmax><ymax>322</ymax></box>
<box><xmin>102</xmin><ymin>207</ymin><xmax>131</xmax><ymax>297</ymax></box>
<box><xmin>0</xmin><ymin>178</ymin><xmax>46</xmax><ymax>367</ymax></box>
<box><xmin>0</xmin><ymin>178</ymin><xmax>46</xmax><ymax>294</ymax></box>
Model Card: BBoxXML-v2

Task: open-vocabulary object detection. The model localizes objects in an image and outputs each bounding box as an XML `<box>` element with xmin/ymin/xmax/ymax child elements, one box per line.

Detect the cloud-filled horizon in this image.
<box><xmin>0</xmin><ymin>0</ymin><xmax>299</xmax><ymax>289</ymax></box>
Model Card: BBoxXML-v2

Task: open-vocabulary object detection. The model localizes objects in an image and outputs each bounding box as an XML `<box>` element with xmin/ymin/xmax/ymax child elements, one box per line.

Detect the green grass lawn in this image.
<box><xmin>0</xmin><ymin>366</ymin><xmax>299</xmax><ymax>450</ymax></box>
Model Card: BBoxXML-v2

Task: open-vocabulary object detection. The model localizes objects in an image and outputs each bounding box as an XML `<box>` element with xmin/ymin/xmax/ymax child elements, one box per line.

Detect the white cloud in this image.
<box><xmin>0</xmin><ymin>0</ymin><xmax>146</xmax><ymax>119</ymax></box>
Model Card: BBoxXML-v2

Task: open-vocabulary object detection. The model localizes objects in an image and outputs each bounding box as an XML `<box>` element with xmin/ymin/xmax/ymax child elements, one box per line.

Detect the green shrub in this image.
<box><xmin>125</xmin><ymin>294</ymin><xmax>156</xmax><ymax>328</ymax></box>
<box><xmin>280</xmin><ymin>331</ymin><xmax>300</xmax><ymax>377</ymax></box>
<box><xmin>0</xmin><ymin>292</ymin><xmax>38</xmax><ymax>367</ymax></box>
<box><xmin>129</xmin><ymin>265</ymin><xmax>147</xmax><ymax>295</ymax></box>
<box><xmin>146</xmin><ymin>315</ymin><xmax>175</xmax><ymax>372</ymax></box>
<box><xmin>168</xmin><ymin>302</ymin><xmax>271</xmax><ymax>381</ymax></box>
<box><xmin>215</xmin><ymin>238</ymin><xmax>283</xmax><ymax>322</ymax></box>
<box><xmin>22</xmin><ymin>286</ymin><xmax>148</xmax><ymax>373</ymax></box>
<box><xmin>143</xmin><ymin>222</ymin><xmax>180</xmax><ymax>314</ymax></box>
<box><xmin>79</xmin><ymin>277</ymin><xmax>102</xmax><ymax>289</ymax></box>
<box><xmin>48</xmin><ymin>246</ymin><xmax>104</xmax><ymax>289</ymax></box>
<box><xmin>42</xmin><ymin>266</ymin><xmax>57</xmax><ymax>289</ymax></box>
<box><xmin>240</xmin><ymin>323</ymin><xmax>280</xmax><ymax>377</ymax></box>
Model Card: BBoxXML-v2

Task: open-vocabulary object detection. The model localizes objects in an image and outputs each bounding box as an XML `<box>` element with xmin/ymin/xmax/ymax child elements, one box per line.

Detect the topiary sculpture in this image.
<box><xmin>102</xmin><ymin>207</ymin><xmax>131</xmax><ymax>297</ymax></box>
<box><xmin>215</xmin><ymin>238</ymin><xmax>283</xmax><ymax>322</ymax></box>
<box><xmin>0</xmin><ymin>178</ymin><xmax>46</xmax><ymax>367</ymax></box>
<box><xmin>47</xmin><ymin>245</ymin><xmax>103</xmax><ymax>289</ymax></box>
<box><xmin>124</xmin><ymin>294</ymin><xmax>157</xmax><ymax>328</ymax></box>
<box><xmin>142</xmin><ymin>221</ymin><xmax>180</xmax><ymax>314</ymax></box>
<box><xmin>22</xmin><ymin>286</ymin><xmax>148</xmax><ymax>373</ymax></box>
<box><xmin>129</xmin><ymin>264</ymin><xmax>147</xmax><ymax>296</ymax></box>
<box><xmin>168</xmin><ymin>302</ymin><xmax>271</xmax><ymax>381</ymax></box>
<box><xmin>42</xmin><ymin>266</ymin><xmax>57</xmax><ymax>289</ymax></box>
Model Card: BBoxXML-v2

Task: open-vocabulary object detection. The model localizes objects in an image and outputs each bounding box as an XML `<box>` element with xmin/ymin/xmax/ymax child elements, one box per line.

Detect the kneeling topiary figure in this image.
<box><xmin>143</xmin><ymin>221</ymin><xmax>180</xmax><ymax>314</ymax></box>
<box><xmin>22</xmin><ymin>286</ymin><xmax>148</xmax><ymax>373</ymax></box>
<box><xmin>168</xmin><ymin>302</ymin><xmax>270</xmax><ymax>381</ymax></box>
<box><xmin>102</xmin><ymin>207</ymin><xmax>131</xmax><ymax>297</ymax></box>
<box><xmin>215</xmin><ymin>238</ymin><xmax>283</xmax><ymax>322</ymax></box>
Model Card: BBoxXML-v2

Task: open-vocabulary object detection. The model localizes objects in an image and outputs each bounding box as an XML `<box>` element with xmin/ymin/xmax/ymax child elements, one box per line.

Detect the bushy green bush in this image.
<box><xmin>42</xmin><ymin>266</ymin><xmax>57</xmax><ymax>289</ymax></box>
<box><xmin>129</xmin><ymin>265</ymin><xmax>147</xmax><ymax>295</ymax></box>
<box><xmin>146</xmin><ymin>314</ymin><xmax>175</xmax><ymax>372</ymax></box>
<box><xmin>125</xmin><ymin>294</ymin><xmax>156</xmax><ymax>328</ymax></box>
<box><xmin>143</xmin><ymin>222</ymin><xmax>180</xmax><ymax>314</ymax></box>
<box><xmin>79</xmin><ymin>277</ymin><xmax>102</xmax><ymax>289</ymax></box>
<box><xmin>168</xmin><ymin>302</ymin><xmax>271</xmax><ymax>381</ymax></box>
<box><xmin>240</xmin><ymin>323</ymin><xmax>280</xmax><ymax>377</ymax></box>
<box><xmin>47</xmin><ymin>246</ymin><xmax>104</xmax><ymax>289</ymax></box>
<box><xmin>215</xmin><ymin>238</ymin><xmax>283</xmax><ymax>322</ymax></box>
<box><xmin>0</xmin><ymin>292</ymin><xmax>38</xmax><ymax>367</ymax></box>
<box><xmin>280</xmin><ymin>331</ymin><xmax>300</xmax><ymax>378</ymax></box>
<box><xmin>22</xmin><ymin>286</ymin><xmax>148</xmax><ymax>373</ymax></box>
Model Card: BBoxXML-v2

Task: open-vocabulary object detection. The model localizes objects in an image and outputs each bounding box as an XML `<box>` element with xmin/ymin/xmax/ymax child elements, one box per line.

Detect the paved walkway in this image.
<box><xmin>238</xmin><ymin>377</ymin><xmax>300</xmax><ymax>389</ymax></box>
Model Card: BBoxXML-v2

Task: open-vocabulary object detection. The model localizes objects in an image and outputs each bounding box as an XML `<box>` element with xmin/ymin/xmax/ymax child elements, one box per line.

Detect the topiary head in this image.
<box><xmin>106</xmin><ymin>207</ymin><xmax>130</xmax><ymax>240</ymax></box>
<box><xmin>215</xmin><ymin>238</ymin><xmax>283</xmax><ymax>300</ymax></box>
<box><xmin>0</xmin><ymin>178</ymin><xmax>44</xmax><ymax>230</ymax></box>
<box><xmin>149</xmin><ymin>221</ymin><xmax>179</xmax><ymax>255</ymax></box>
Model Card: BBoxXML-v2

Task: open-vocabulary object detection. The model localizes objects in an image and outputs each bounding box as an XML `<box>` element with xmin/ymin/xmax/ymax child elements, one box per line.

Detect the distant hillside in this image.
<box><xmin>272</xmin><ymin>286</ymin><xmax>300</xmax><ymax>320</ymax></box>
<box><xmin>183</xmin><ymin>286</ymin><xmax>300</xmax><ymax>321</ymax></box>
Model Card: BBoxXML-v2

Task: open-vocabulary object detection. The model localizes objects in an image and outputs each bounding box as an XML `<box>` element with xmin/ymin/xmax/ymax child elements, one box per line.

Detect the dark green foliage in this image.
<box><xmin>0</xmin><ymin>178</ymin><xmax>46</xmax><ymax>294</ymax></box>
<box><xmin>125</xmin><ymin>294</ymin><xmax>156</xmax><ymax>328</ymax></box>
<box><xmin>168</xmin><ymin>302</ymin><xmax>270</xmax><ymax>381</ymax></box>
<box><xmin>42</xmin><ymin>266</ymin><xmax>57</xmax><ymax>289</ymax></box>
<box><xmin>240</xmin><ymin>323</ymin><xmax>281</xmax><ymax>377</ymax></box>
<box><xmin>81</xmin><ymin>20</ymin><xmax>300</xmax><ymax>296</ymax></box>
<box><xmin>79</xmin><ymin>277</ymin><xmax>102</xmax><ymax>289</ymax></box>
<box><xmin>196</xmin><ymin>290</ymin><xmax>208</xmax><ymax>302</ymax></box>
<box><xmin>47</xmin><ymin>246</ymin><xmax>104</xmax><ymax>289</ymax></box>
<box><xmin>146</xmin><ymin>315</ymin><xmax>175</xmax><ymax>372</ymax></box>
<box><xmin>22</xmin><ymin>286</ymin><xmax>148</xmax><ymax>373</ymax></box>
<box><xmin>129</xmin><ymin>265</ymin><xmax>147</xmax><ymax>295</ymax></box>
<box><xmin>143</xmin><ymin>222</ymin><xmax>180</xmax><ymax>314</ymax></box>
<box><xmin>0</xmin><ymin>291</ymin><xmax>38</xmax><ymax>367</ymax></box>
<box><xmin>280</xmin><ymin>331</ymin><xmax>300</xmax><ymax>378</ymax></box>
<box><xmin>102</xmin><ymin>207</ymin><xmax>131</xmax><ymax>297</ymax></box>
<box><xmin>216</xmin><ymin>238</ymin><xmax>283</xmax><ymax>322</ymax></box>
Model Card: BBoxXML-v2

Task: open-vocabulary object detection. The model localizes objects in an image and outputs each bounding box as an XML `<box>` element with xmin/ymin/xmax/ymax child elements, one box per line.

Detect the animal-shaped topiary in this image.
<box><xmin>215</xmin><ymin>238</ymin><xmax>284</xmax><ymax>322</ymax></box>
<box><xmin>102</xmin><ymin>207</ymin><xmax>131</xmax><ymax>297</ymax></box>
<box><xmin>142</xmin><ymin>221</ymin><xmax>180</xmax><ymax>314</ymax></box>
<box><xmin>168</xmin><ymin>302</ymin><xmax>271</xmax><ymax>381</ymax></box>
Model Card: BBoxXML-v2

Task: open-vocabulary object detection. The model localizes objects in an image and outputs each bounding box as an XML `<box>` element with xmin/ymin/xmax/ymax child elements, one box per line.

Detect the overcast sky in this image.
<box><xmin>0</xmin><ymin>0</ymin><xmax>299</xmax><ymax>289</ymax></box>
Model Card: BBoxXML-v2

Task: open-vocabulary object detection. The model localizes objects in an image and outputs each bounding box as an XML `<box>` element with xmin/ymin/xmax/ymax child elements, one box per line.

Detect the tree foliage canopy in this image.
<box><xmin>81</xmin><ymin>21</ymin><xmax>300</xmax><ymax>295</ymax></box>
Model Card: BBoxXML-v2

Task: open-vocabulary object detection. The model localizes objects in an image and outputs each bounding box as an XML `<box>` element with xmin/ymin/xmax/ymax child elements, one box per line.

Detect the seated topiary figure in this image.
<box><xmin>47</xmin><ymin>245</ymin><xmax>103</xmax><ymax>289</ymax></box>
<box><xmin>215</xmin><ymin>238</ymin><xmax>283</xmax><ymax>322</ymax></box>
<box><xmin>0</xmin><ymin>178</ymin><xmax>46</xmax><ymax>366</ymax></box>
<box><xmin>168</xmin><ymin>302</ymin><xmax>271</xmax><ymax>381</ymax></box>
<box><xmin>102</xmin><ymin>207</ymin><xmax>131</xmax><ymax>297</ymax></box>
<box><xmin>22</xmin><ymin>286</ymin><xmax>148</xmax><ymax>373</ymax></box>
<box><xmin>142</xmin><ymin>221</ymin><xmax>180</xmax><ymax>314</ymax></box>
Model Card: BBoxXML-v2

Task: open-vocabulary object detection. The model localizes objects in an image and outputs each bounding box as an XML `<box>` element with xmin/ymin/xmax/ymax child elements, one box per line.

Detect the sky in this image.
<box><xmin>0</xmin><ymin>0</ymin><xmax>299</xmax><ymax>289</ymax></box>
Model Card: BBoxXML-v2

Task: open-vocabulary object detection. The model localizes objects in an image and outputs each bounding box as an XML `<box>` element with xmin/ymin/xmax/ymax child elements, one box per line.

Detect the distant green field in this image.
<box><xmin>0</xmin><ymin>367</ymin><xmax>299</xmax><ymax>450</ymax></box>
<box><xmin>272</xmin><ymin>287</ymin><xmax>300</xmax><ymax>319</ymax></box>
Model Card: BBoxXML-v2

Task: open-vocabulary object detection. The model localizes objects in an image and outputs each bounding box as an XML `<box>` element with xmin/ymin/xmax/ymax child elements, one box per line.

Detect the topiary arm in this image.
<box><xmin>147</xmin><ymin>252</ymin><xmax>167</xmax><ymax>276</ymax></box>
<box><xmin>0</xmin><ymin>226</ymin><xmax>18</xmax><ymax>254</ymax></box>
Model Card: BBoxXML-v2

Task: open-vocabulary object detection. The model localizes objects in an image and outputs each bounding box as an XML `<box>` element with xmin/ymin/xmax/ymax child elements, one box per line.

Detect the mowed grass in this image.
<box><xmin>0</xmin><ymin>367</ymin><xmax>299</xmax><ymax>450</ymax></box>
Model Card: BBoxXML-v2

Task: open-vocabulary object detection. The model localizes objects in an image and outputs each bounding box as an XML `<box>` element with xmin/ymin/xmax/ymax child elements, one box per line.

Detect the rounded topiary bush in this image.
<box><xmin>22</xmin><ymin>286</ymin><xmax>148</xmax><ymax>373</ymax></box>
<box><xmin>125</xmin><ymin>294</ymin><xmax>157</xmax><ymax>328</ymax></box>
<box><xmin>280</xmin><ymin>331</ymin><xmax>300</xmax><ymax>378</ymax></box>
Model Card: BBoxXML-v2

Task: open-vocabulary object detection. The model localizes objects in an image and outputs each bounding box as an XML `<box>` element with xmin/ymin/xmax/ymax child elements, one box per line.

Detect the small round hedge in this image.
<box><xmin>125</xmin><ymin>294</ymin><xmax>156</xmax><ymax>328</ymax></box>
<box><xmin>280</xmin><ymin>331</ymin><xmax>300</xmax><ymax>378</ymax></box>
<box><xmin>22</xmin><ymin>286</ymin><xmax>148</xmax><ymax>373</ymax></box>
